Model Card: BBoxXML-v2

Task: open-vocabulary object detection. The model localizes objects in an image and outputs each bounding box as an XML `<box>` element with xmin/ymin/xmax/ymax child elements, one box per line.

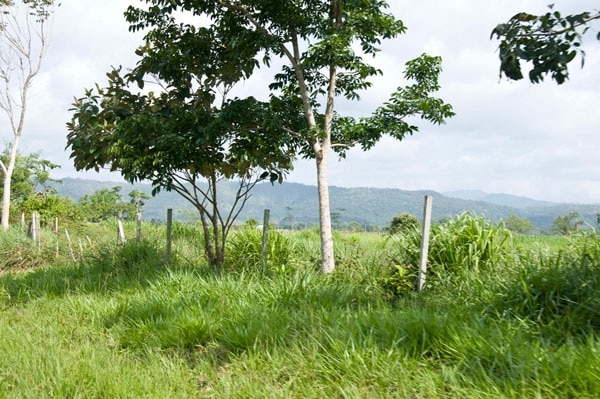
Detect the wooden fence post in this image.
<box><xmin>166</xmin><ymin>208</ymin><xmax>173</xmax><ymax>263</ymax></box>
<box><xmin>117</xmin><ymin>211</ymin><xmax>125</xmax><ymax>245</ymax></box>
<box><xmin>28</xmin><ymin>211</ymin><xmax>40</xmax><ymax>247</ymax></box>
<box><xmin>136</xmin><ymin>212</ymin><xmax>142</xmax><ymax>241</ymax></box>
<box><xmin>418</xmin><ymin>195</ymin><xmax>433</xmax><ymax>292</ymax></box>
<box><xmin>53</xmin><ymin>218</ymin><xmax>59</xmax><ymax>258</ymax></box>
<box><xmin>261</xmin><ymin>209</ymin><xmax>270</xmax><ymax>272</ymax></box>
<box><xmin>64</xmin><ymin>229</ymin><xmax>76</xmax><ymax>262</ymax></box>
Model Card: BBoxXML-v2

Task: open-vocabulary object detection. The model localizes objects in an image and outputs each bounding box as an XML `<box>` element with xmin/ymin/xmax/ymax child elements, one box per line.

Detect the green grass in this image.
<box><xmin>1</xmin><ymin>222</ymin><xmax>599</xmax><ymax>398</ymax></box>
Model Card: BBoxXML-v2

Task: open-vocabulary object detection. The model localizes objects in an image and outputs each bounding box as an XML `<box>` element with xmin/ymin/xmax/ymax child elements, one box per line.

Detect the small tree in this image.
<box><xmin>491</xmin><ymin>4</ymin><xmax>600</xmax><ymax>84</ymax></box>
<box><xmin>0</xmin><ymin>0</ymin><xmax>55</xmax><ymax>228</ymax></box>
<box><xmin>388</xmin><ymin>213</ymin><xmax>419</xmax><ymax>235</ymax></box>
<box><xmin>505</xmin><ymin>214</ymin><xmax>535</xmax><ymax>235</ymax></box>
<box><xmin>78</xmin><ymin>187</ymin><xmax>132</xmax><ymax>223</ymax></box>
<box><xmin>0</xmin><ymin>147</ymin><xmax>59</xmax><ymax>202</ymax></box>
<box><xmin>67</xmin><ymin>80</ymin><xmax>297</xmax><ymax>270</ymax></box>
<box><xmin>552</xmin><ymin>211</ymin><xmax>582</xmax><ymax>235</ymax></box>
<box><xmin>128</xmin><ymin>189</ymin><xmax>150</xmax><ymax>214</ymax></box>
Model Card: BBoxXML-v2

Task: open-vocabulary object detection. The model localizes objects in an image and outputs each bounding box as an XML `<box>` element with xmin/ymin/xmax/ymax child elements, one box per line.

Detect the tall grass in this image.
<box><xmin>1</xmin><ymin>220</ymin><xmax>599</xmax><ymax>397</ymax></box>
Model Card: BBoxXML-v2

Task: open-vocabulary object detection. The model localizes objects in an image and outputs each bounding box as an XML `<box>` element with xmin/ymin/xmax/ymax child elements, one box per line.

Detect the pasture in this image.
<box><xmin>1</xmin><ymin>215</ymin><xmax>599</xmax><ymax>398</ymax></box>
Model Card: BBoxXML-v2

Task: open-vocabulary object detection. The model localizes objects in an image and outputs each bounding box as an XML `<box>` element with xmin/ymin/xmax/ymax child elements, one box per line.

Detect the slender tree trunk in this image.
<box><xmin>1</xmin><ymin>172</ymin><xmax>11</xmax><ymax>229</ymax></box>
<box><xmin>315</xmin><ymin>143</ymin><xmax>335</xmax><ymax>273</ymax></box>
<box><xmin>0</xmin><ymin>136</ymin><xmax>19</xmax><ymax>229</ymax></box>
<box><xmin>200</xmin><ymin>210</ymin><xmax>216</xmax><ymax>268</ymax></box>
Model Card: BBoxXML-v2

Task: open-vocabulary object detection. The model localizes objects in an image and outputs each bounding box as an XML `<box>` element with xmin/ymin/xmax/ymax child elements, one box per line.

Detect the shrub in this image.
<box><xmin>428</xmin><ymin>212</ymin><xmax>511</xmax><ymax>273</ymax></box>
<box><xmin>226</xmin><ymin>227</ymin><xmax>299</xmax><ymax>273</ymax></box>
<box><xmin>382</xmin><ymin>212</ymin><xmax>511</xmax><ymax>297</ymax></box>
<box><xmin>387</xmin><ymin>213</ymin><xmax>420</xmax><ymax>235</ymax></box>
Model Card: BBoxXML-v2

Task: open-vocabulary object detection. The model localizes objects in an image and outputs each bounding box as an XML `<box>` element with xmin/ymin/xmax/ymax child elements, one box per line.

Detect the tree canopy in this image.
<box><xmin>492</xmin><ymin>4</ymin><xmax>600</xmax><ymax>84</ymax></box>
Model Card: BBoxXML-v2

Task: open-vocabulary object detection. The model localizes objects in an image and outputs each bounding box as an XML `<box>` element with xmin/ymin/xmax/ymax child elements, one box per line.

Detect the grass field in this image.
<box><xmin>1</xmin><ymin>216</ymin><xmax>599</xmax><ymax>398</ymax></box>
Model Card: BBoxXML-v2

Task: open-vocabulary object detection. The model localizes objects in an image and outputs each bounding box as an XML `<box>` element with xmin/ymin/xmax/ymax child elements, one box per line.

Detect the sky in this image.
<box><xmin>3</xmin><ymin>0</ymin><xmax>599</xmax><ymax>204</ymax></box>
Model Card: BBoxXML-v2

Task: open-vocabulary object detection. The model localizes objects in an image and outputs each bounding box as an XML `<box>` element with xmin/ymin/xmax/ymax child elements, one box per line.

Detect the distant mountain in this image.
<box><xmin>444</xmin><ymin>190</ymin><xmax>555</xmax><ymax>209</ymax></box>
<box><xmin>52</xmin><ymin>178</ymin><xmax>600</xmax><ymax>231</ymax></box>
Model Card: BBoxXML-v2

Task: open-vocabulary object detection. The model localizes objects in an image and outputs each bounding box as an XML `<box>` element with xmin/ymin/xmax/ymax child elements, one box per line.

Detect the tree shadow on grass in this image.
<box><xmin>0</xmin><ymin>240</ymin><xmax>205</xmax><ymax>306</ymax></box>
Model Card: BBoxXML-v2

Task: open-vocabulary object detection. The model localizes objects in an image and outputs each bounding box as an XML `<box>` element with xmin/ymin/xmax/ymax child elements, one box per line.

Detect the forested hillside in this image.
<box><xmin>52</xmin><ymin>178</ymin><xmax>599</xmax><ymax>230</ymax></box>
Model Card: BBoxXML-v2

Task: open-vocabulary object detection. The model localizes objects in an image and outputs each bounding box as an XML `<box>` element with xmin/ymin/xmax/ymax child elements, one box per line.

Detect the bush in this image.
<box><xmin>382</xmin><ymin>212</ymin><xmax>511</xmax><ymax>297</ymax></box>
<box><xmin>388</xmin><ymin>213</ymin><xmax>419</xmax><ymax>235</ymax></box>
<box><xmin>429</xmin><ymin>212</ymin><xmax>511</xmax><ymax>273</ymax></box>
<box><xmin>226</xmin><ymin>227</ymin><xmax>299</xmax><ymax>273</ymax></box>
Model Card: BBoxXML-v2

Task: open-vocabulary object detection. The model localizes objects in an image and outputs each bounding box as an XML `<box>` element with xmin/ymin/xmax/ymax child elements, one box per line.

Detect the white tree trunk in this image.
<box><xmin>0</xmin><ymin>134</ymin><xmax>19</xmax><ymax>229</ymax></box>
<box><xmin>1</xmin><ymin>171</ymin><xmax>11</xmax><ymax>229</ymax></box>
<box><xmin>316</xmin><ymin>145</ymin><xmax>335</xmax><ymax>273</ymax></box>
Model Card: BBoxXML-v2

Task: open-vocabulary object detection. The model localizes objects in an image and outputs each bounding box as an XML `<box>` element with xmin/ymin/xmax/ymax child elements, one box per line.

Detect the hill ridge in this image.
<box><xmin>52</xmin><ymin>177</ymin><xmax>599</xmax><ymax>230</ymax></box>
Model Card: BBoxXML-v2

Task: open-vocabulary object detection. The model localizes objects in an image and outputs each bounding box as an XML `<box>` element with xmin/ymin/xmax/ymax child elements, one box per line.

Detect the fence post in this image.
<box><xmin>116</xmin><ymin>211</ymin><xmax>126</xmax><ymax>245</ymax></box>
<box><xmin>28</xmin><ymin>211</ymin><xmax>40</xmax><ymax>247</ymax></box>
<box><xmin>418</xmin><ymin>195</ymin><xmax>433</xmax><ymax>292</ymax></box>
<box><xmin>261</xmin><ymin>209</ymin><xmax>270</xmax><ymax>272</ymax></box>
<box><xmin>136</xmin><ymin>211</ymin><xmax>142</xmax><ymax>241</ymax></box>
<box><xmin>166</xmin><ymin>208</ymin><xmax>173</xmax><ymax>263</ymax></box>
<box><xmin>53</xmin><ymin>217</ymin><xmax>59</xmax><ymax>258</ymax></box>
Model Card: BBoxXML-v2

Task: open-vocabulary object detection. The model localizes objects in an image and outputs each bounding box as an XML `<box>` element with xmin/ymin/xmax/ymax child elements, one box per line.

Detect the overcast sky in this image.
<box><xmin>5</xmin><ymin>0</ymin><xmax>600</xmax><ymax>203</ymax></box>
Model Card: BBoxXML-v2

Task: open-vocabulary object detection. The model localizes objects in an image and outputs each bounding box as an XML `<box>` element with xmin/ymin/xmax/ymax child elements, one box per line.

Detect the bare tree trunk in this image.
<box><xmin>315</xmin><ymin>145</ymin><xmax>335</xmax><ymax>273</ymax></box>
<box><xmin>1</xmin><ymin>171</ymin><xmax>11</xmax><ymax>228</ymax></box>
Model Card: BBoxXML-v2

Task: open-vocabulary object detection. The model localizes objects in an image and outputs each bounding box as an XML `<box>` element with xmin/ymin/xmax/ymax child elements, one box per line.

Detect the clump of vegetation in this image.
<box><xmin>1</xmin><ymin>218</ymin><xmax>600</xmax><ymax>398</ymax></box>
<box><xmin>387</xmin><ymin>212</ymin><xmax>419</xmax><ymax>235</ymax></box>
<box><xmin>428</xmin><ymin>212</ymin><xmax>511</xmax><ymax>273</ymax></box>
<box><xmin>489</xmin><ymin>233</ymin><xmax>600</xmax><ymax>339</ymax></box>
<box><xmin>226</xmin><ymin>226</ymin><xmax>300</xmax><ymax>274</ymax></box>
<box><xmin>383</xmin><ymin>212</ymin><xmax>512</xmax><ymax>297</ymax></box>
<box><xmin>0</xmin><ymin>228</ymin><xmax>47</xmax><ymax>271</ymax></box>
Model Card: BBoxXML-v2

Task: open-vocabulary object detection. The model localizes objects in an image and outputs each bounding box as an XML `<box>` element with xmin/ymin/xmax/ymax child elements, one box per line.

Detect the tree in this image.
<box><xmin>504</xmin><ymin>214</ymin><xmax>535</xmax><ymax>234</ymax></box>
<box><xmin>117</xmin><ymin>0</ymin><xmax>454</xmax><ymax>273</ymax></box>
<box><xmin>491</xmin><ymin>4</ymin><xmax>600</xmax><ymax>84</ymax></box>
<box><xmin>128</xmin><ymin>189</ymin><xmax>150</xmax><ymax>214</ymax></box>
<box><xmin>0</xmin><ymin>0</ymin><xmax>55</xmax><ymax>229</ymax></box>
<box><xmin>0</xmin><ymin>147</ymin><xmax>59</xmax><ymax>218</ymax></box>
<box><xmin>67</xmin><ymin>74</ymin><xmax>298</xmax><ymax>268</ymax></box>
<box><xmin>77</xmin><ymin>186</ymin><xmax>139</xmax><ymax>223</ymax></box>
<box><xmin>388</xmin><ymin>213</ymin><xmax>419</xmax><ymax>235</ymax></box>
<box><xmin>551</xmin><ymin>211</ymin><xmax>582</xmax><ymax>235</ymax></box>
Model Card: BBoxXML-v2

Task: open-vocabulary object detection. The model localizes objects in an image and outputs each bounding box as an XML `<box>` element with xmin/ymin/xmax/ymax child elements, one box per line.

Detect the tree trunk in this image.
<box><xmin>315</xmin><ymin>143</ymin><xmax>335</xmax><ymax>274</ymax></box>
<box><xmin>0</xmin><ymin>139</ymin><xmax>19</xmax><ymax>229</ymax></box>
<box><xmin>1</xmin><ymin>172</ymin><xmax>11</xmax><ymax>229</ymax></box>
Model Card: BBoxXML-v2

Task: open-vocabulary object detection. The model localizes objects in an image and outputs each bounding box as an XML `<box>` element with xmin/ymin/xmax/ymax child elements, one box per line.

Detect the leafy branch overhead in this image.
<box><xmin>491</xmin><ymin>4</ymin><xmax>600</xmax><ymax>84</ymax></box>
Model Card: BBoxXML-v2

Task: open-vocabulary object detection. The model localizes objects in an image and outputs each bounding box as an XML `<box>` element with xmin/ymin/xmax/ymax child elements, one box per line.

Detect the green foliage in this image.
<box><xmin>19</xmin><ymin>194</ymin><xmax>82</xmax><ymax>224</ymax></box>
<box><xmin>2</xmin><ymin>222</ymin><xmax>600</xmax><ymax>397</ymax></box>
<box><xmin>78</xmin><ymin>186</ymin><xmax>136</xmax><ymax>222</ymax></box>
<box><xmin>226</xmin><ymin>227</ymin><xmax>299</xmax><ymax>274</ymax></box>
<box><xmin>384</xmin><ymin>212</ymin><xmax>512</xmax><ymax>297</ymax></box>
<box><xmin>0</xmin><ymin>148</ymin><xmax>60</xmax><ymax>203</ymax></box>
<box><xmin>489</xmin><ymin>234</ymin><xmax>600</xmax><ymax>339</ymax></box>
<box><xmin>0</xmin><ymin>227</ymin><xmax>46</xmax><ymax>271</ymax></box>
<box><xmin>504</xmin><ymin>214</ymin><xmax>535</xmax><ymax>234</ymax></box>
<box><xmin>112</xmin><ymin>0</ymin><xmax>454</xmax><ymax>273</ymax></box>
<box><xmin>491</xmin><ymin>5</ymin><xmax>600</xmax><ymax>84</ymax></box>
<box><xmin>552</xmin><ymin>211</ymin><xmax>583</xmax><ymax>235</ymax></box>
<box><xmin>428</xmin><ymin>213</ymin><xmax>511</xmax><ymax>273</ymax></box>
<box><xmin>388</xmin><ymin>212</ymin><xmax>419</xmax><ymax>235</ymax></box>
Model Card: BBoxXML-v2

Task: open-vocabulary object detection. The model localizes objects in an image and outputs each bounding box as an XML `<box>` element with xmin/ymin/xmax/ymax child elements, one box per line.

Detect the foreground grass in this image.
<box><xmin>1</xmin><ymin>227</ymin><xmax>599</xmax><ymax>398</ymax></box>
